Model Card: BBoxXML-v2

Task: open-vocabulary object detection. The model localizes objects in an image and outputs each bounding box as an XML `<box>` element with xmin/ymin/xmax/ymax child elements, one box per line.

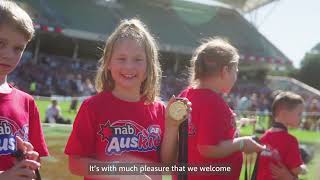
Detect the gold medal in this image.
<box><xmin>168</xmin><ymin>100</ymin><xmax>188</xmax><ymax>121</ymax></box>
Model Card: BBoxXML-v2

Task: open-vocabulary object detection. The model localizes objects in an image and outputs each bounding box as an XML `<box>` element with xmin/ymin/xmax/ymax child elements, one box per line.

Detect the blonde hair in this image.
<box><xmin>189</xmin><ymin>37</ymin><xmax>239</xmax><ymax>85</ymax></box>
<box><xmin>95</xmin><ymin>18</ymin><xmax>161</xmax><ymax>103</ymax></box>
<box><xmin>0</xmin><ymin>0</ymin><xmax>34</xmax><ymax>41</ymax></box>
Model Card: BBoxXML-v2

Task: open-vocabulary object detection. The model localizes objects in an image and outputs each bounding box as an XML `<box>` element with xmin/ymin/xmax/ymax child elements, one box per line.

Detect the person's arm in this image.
<box><xmin>291</xmin><ymin>164</ymin><xmax>307</xmax><ymax>176</ymax></box>
<box><xmin>160</xmin><ymin>96</ymin><xmax>191</xmax><ymax>163</ymax></box>
<box><xmin>198</xmin><ymin>136</ymin><xmax>265</xmax><ymax>158</ymax></box>
<box><xmin>160</xmin><ymin>123</ymin><xmax>179</xmax><ymax>163</ymax></box>
<box><xmin>270</xmin><ymin>162</ymin><xmax>298</xmax><ymax>180</ymax></box>
<box><xmin>283</xmin><ymin>137</ymin><xmax>305</xmax><ymax>177</ymax></box>
<box><xmin>29</xmin><ymin>100</ymin><xmax>49</xmax><ymax>157</ymax></box>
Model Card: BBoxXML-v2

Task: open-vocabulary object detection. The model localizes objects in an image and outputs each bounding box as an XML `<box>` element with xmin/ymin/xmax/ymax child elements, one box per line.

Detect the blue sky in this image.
<box><xmin>248</xmin><ymin>0</ymin><xmax>320</xmax><ymax>68</ymax></box>
<box><xmin>185</xmin><ymin>0</ymin><xmax>320</xmax><ymax>68</ymax></box>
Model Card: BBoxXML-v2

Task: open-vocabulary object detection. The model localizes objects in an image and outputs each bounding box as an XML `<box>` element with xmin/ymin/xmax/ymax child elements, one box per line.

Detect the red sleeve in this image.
<box><xmin>28</xmin><ymin>99</ymin><xmax>49</xmax><ymax>157</ymax></box>
<box><xmin>178</xmin><ymin>89</ymin><xmax>189</xmax><ymax>98</ymax></box>
<box><xmin>64</xmin><ymin>100</ymin><xmax>96</xmax><ymax>157</ymax></box>
<box><xmin>283</xmin><ymin>137</ymin><xmax>303</xmax><ymax>170</ymax></box>
<box><xmin>197</xmin><ymin>100</ymin><xmax>226</xmax><ymax>146</ymax></box>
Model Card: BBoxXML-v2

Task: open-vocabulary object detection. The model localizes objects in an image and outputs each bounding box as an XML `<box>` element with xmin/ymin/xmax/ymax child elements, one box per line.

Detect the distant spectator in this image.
<box><xmin>305</xmin><ymin>98</ymin><xmax>320</xmax><ymax>131</ymax></box>
<box><xmin>249</xmin><ymin>93</ymin><xmax>259</xmax><ymax>111</ymax></box>
<box><xmin>236</xmin><ymin>93</ymin><xmax>250</xmax><ymax>111</ymax></box>
<box><xmin>75</xmin><ymin>74</ymin><xmax>84</xmax><ymax>95</ymax></box>
<box><xmin>29</xmin><ymin>81</ymin><xmax>37</xmax><ymax>95</ymax></box>
<box><xmin>82</xmin><ymin>78</ymin><xmax>95</xmax><ymax>96</ymax></box>
<box><xmin>45</xmin><ymin>100</ymin><xmax>71</xmax><ymax>124</ymax></box>
<box><xmin>68</xmin><ymin>97</ymin><xmax>79</xmax><ymax>113</ymax></box>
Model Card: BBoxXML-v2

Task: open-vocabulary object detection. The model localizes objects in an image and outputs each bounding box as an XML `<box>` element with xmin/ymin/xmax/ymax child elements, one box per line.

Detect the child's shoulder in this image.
<box><xmin>81</xmin><ymin>91</ymin><xmax>110</xmax><ymax>105</ymax></box>
<box><xmin>12</xmin><ymin>87</ymin><xmax>35</xmax><ymax>101</ymax></box>
<box><xmin>182</xmin><ymin>87</ymin><xmax>224</xmax><ymax>104</ymax></box>
<box><xmin>143</xmin><ymin>98</ymin><xmax>165</xmax><ymax>109</ymax></box>
<box><xmin>262</xmin><ymin>130</ymin><xmax>299</xmax><ymax>144</ymax></box>
<box><xmin>286</xmin><ymin>132</ymin><xmax>300</xmax><ymax>144</ymax></box>
<box><xmin>179</xmin><ymin>87</ymin><xmax>191</xmax><ymax>97</ymax></box>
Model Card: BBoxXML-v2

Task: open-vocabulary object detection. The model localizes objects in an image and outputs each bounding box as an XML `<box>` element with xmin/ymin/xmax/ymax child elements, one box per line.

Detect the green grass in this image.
<box><xmin>300</xmin><ymin>146</ymin><xmax>320</xmax><ymax>180</ymax></box>
<box><xmin>35</xmin><ymin>99</ymin><xmax>78</xmax><ymax>122</ymax></box>
<box><xmin>240</xmin><ymin>124</ymin><xmax>320</xmax><ymax>145</ymax></box>
<box><xmin>41</xmin><ymin>124</ymin><xmax>81</xmax><ymax>180</ymax></box>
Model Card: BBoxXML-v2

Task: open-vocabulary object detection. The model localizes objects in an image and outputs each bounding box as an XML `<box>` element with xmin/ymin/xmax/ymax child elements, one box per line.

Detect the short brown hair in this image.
<box><xmin>189</xmin><ymin>37</ymin><xmax>239</xmax><ymax>84</ymax></box>
<box><xmin>272</xmin><ymin>91</ymin><xmax>304</xmax><ymax>118</ymax></box>
<box><xmin>0</xmin><ymin>1</ymin><xmax>34</xmax><ymax>41</ymax></box>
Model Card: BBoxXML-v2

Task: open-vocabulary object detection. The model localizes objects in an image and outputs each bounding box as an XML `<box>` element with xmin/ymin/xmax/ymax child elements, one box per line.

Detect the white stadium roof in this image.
<box><xmin>216</xmin><ymin>0</ymin><xmax>278</xmax><ymax>12</ymax></box>
<box><xmin>185</xmin><ymin>0</ymin><xmax>278</xmax><ymax>12</ymax></box>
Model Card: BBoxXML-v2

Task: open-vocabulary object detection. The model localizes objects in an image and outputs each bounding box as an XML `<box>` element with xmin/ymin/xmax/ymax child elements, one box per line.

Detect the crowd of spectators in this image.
<box><xmin>9</xmin><ymin>53</ymin><xmax>96</xmax><ymax>97</ymax></box>
<box><xmin>8</xmin><ymin>53</ymin><xmax>320</xmax><ymax>130</ymax></box>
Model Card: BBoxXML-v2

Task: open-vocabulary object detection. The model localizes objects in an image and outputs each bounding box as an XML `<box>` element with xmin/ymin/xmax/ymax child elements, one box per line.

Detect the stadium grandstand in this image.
<box><xmin>20</xmin><ymin>0</ymin><xmax>290</xmax><ymax>63</ymax></box>
<box><xmin>10</xmin><ymin>0</ymin><xmax>293</xmax><ymax>98</ymax></box>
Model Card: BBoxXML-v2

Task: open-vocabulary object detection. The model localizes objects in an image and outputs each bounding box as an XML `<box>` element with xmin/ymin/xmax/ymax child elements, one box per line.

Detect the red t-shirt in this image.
<box><xmin>257</xmin><ymin>130</ymin><xmax>303</xmax><ymax>180</ymax></box>
<box><xmin>0</xmin><ymin>87</ymin><xmax>49</xmax><ymax>171</ymax></box>
<box><xmin>65</xmin><ymin>91</ymin><xmax>165</xmax><ymax>180</ymax></box>
<box><xmin>179</xmin><ymin>88</ymin><xmax>243</xmax><ymax>180</ymax></box>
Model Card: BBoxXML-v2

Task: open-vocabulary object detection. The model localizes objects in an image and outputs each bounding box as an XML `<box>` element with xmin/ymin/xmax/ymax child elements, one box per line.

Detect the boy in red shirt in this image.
<box><xmin>179</xmin><ymin>38</ymin><xmax>265</xmax><ymax>180</ymax></box>
<box><xmin>0</xmin><ymin>1</ymin><xmax>48</xmax><ymax>179</ymax></box>
<box><xmin>257</xmin><ymin>91</ymin><xmax>307</xmax><ymax>180</ymax></box>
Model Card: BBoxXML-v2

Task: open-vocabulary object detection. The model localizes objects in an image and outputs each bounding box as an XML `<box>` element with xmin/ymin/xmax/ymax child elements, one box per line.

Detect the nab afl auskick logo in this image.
<box><xmin>0</xmin><ymin>117</ymin><xmax>17</xmax><ymax>155</ymax></box>
<box><xmin>0</xmin><ymin>116</ymin><xmax>28</xmax><ymax>155</ymax></box>
<box><xmin>98</xmin><ymin>120</ymin><xmax>161</xmax><ymax>155</ymax></box>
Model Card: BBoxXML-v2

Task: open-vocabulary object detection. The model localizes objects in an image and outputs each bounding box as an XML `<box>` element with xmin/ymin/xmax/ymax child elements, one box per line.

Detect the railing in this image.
<box><xmin>234</xmin><ymin>110</ymin><xmax>320</xmax><ymax>132</ymax></box>
<box><xmin>267</xmin><ymin>76</ymin><xmax>320</xmax><ymax>97</ymax></box>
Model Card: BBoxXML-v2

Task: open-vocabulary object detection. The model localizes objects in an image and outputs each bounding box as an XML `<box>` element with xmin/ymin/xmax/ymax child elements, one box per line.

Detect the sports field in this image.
<box><xmin>36</xmin><ymin>99</ymin><xmax>320</xmax><ymax>180</ymax></box>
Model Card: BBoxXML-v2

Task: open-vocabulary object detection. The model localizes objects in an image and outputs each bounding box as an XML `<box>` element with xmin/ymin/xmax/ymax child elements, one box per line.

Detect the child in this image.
<box><xmin>45</xmin><ymin>99</ymin><xmax>71</xmax><ymax>124</ymax></box>
<box><xmin>178</xmin><ymin>37</ymin><xmax>264</xmax><ymax>180</ymax></box>
<box><xmin>257</xmin><ymin>91</ymin><xmax>307</xmax><ymax>180</ymax></box>
<box><xmin>45</xmin><ymin>99</ymin><xmax>62</xmax><ymax>123</ymax></box>
<box><xmin>65</xmin><ymin>18</ymin><xmax>190</xmax><ymax>180</ymax></box>
<box><xmin>0</xmin><ymin>0</ymin><xmax>48</xmax><ymax>178</ymax></box>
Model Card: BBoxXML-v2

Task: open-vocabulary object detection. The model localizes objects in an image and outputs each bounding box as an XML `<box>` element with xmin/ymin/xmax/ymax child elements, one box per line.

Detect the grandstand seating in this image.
<box><xmin>119</xmin><ymin>0</ymin><xmax>197</xmax><ymax>52</ymax></box>
<box><xmin>13</xmin><ymin>0</ymin><xmax>308</xmax><ymax>103</ymax></box>
<box><xmin>21</xmin><ymin>0</ymin><xmax>290</xmax><ymax>63</ymax></box>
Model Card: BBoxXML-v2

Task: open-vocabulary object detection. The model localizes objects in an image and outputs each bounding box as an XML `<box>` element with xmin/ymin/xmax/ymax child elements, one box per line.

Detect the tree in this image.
<box><xmin>297</xmin><ymin>52</ymin><xmax>320</xmax><ymax>90</ymax></box>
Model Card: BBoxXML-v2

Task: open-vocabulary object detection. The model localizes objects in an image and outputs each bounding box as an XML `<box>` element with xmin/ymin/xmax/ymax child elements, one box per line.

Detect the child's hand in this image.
<box><xmin>15</xmin><ymin>136</ymin><xmax>39</xmax><ymax>162</ymax></box>
<box><xmin>0</xmin><ymin>159</ymin><xmax>40</xmax><ymax>180</ymax></box>
<box><xmin>238</xmin><ymin>118</ymin><xmax>256</xmax><ymax>127</ymax></box>
<box><xmin>0</xmin><ymin>136</ymin><xmax>41</xmax><ymax>180</ymax></box>
<box><xmin>165</xmin><ymin>95</ymin><xmax>192</xmax><ymax>128</ymax></box>
<box><xmin>239</xmin><ymin>136</ymin><xmax>266</xmax><ymax>154</ymax></box>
